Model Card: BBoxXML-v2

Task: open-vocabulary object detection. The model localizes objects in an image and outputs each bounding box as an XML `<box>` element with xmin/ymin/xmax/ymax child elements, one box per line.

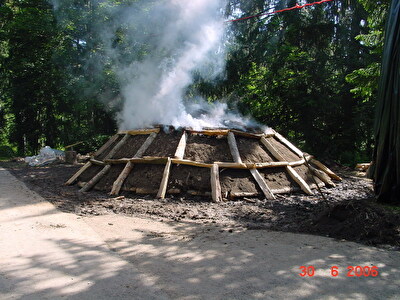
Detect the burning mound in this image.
<box><xmin>66</xmin><ymin>127</ymin><xmax>341</xmax><ymax>201</ymax></box>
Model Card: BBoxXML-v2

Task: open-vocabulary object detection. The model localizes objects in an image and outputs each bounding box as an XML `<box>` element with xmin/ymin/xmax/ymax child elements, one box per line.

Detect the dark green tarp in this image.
<box><xmin>372</xmin><ymin>0</ymin><xmax>400</xmax><ymax>203</ymax></box>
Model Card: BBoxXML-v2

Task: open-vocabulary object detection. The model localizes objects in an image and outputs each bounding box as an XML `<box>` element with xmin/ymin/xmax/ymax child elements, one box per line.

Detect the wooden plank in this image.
<box><xmin>286</xmin><ymin>166</ymin><xmax>313</xmax><ymax>195</ymax></box>
<box><xmin>249</xmin><ymin>168</ymin><xmax>275</xmax><ymax>200</ymax></box>
<box><xmin>210</xmin><ymin>163</ymin><xmax>222</xmax><ymax>202</ymax></box>
<box><xmin>110</xmin><ymin>132</ymin><xmax>158</xmax><ymax>195</ymax></box>
<box><xmin>119</xmin><ymin>128</ymin><xmax>160</xmax><ymax>135</ymax></box>
<box><xmin>174</xmin><ymin>131</ymin><xmax>187</xmax><ymax>159</ymax></box>
<box><xmin>65</xmin><ymin>161</ymin><xmax>91</xmax><ymax>185</ymax></box>
<box><xmin>227</xmin><ymin>132</ymin><xmax>242</xmax><ymax>163</ymax></box>
<box><xmin>310</xmin><ymin>158</ymin><xmax>343</xmax><ymax>181</ymax></box>
<box><xmin>273</xmin><ymin>131</ymin><xmax>304</xmax><ymax>158</ymax></box>
<box><xmin>157</xmin><ymin>158</ymin><xmax>172</xmax><ymax>199</ymax></box>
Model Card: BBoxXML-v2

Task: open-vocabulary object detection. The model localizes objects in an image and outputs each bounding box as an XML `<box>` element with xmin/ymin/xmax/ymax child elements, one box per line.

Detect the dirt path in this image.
<box><xmin>1</xmin><ymin>167</ymin><xmax>400</xmax><ymax>299</ymax></box>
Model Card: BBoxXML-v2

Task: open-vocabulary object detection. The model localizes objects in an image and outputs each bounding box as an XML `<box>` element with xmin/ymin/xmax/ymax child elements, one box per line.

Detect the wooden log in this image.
<box><xmin>187</xmin><ymin>190</ymin><xmax>212</xmax><ymax>196</ymax></box>
<box><xmin>134</xmin><ymin>132</ymin><xmax>158</xmax><ymax>157</ymax></box>
<box><xmin>216</xmin><ymin>162</ymin><xmax>251</xmax><ymax>169</ymax></box>
<box><xmin>80</xmin><ymin>165</ymin><xmax>111</xmax><ymax>192</ymax></box>
<box><xmin>261</xmin><ymin>136</ymin><xmax>313</xmax><ymax>195</ymax></box>
<box><xmin>119</xmin><ymin>128</ymin><xmax>160</xmax><ymax>135</ymax></box>
<box><xmin>174</xmin><ymin>131</ymin><xmax>187</xmax><ymax>159</ymax></box>
<box><xmin>288</xmin><ymin>159</ymin><xmax>306</xmax><ymax>167</ymax></box>
<box><xmin>172</xmin><ymin>159</ymin><xmax>213</xmax><ymax>168</ymax></box>
<box><xmin>273</xmin><ymin>131</ymin><xmax>304</xmax><ymax>158</ymax></box>
<box><xmin>188</xmin><ymin>129</ymin><xmax>229</xmax><ymax>136</ymax></box>
<box><xmin>210</xmin><ymin>163</ymin><xmax>222</xmax><ymax>202</ymax></box>
<box><xmin>80</xmin><ymin>134</ymin><xmax>130</xmax><ymax>192</ymax></box>
<box><xmin>77</xmin><ymin>181</ymin><xmax>87</xmax><ymax>188</ymax></box>
<box><xmin>65</xmin><ymin>151</ymin><xmax>77</xmax><ymax>164</ymax></box>
<box><xmin>230</xmin><ymin>130</ymin><xmax>264</xmax><ymax>139</ymax></box>
<box><xmin>310</xmin><ymin>158</ymin><xmax>342</xmax><ymax>181</ymax></box>
<box><xmin>249</xmin><ymin>168</ymin><xmax>275</xmax><ymax>200</ymax></box>
<box><xmin>157</xmin><ymin>158</ymin><xmax>172</xmax><ymax>199</ymax></box>
<box><xmin>168</xmin><ymin>188</ymin><xmax>181</xmax><ymax>194</ymax></box>
<box><xmin>229</xmin><ymin>191</ymin><xmax>259</xmax><ymax>199</ymax></box>
<box><xmin>110</xmin><ymin>132</ymin><xmax>158</xmax><ymax>196</ymax></box>
<box><xmin>90</xmin><ymin>159</ymin><xmax>106</xmax><ymax>166</ymax></box>
<box><xmin>106</xmin><ymin>157</ymin><xmax>168</xmax><ymax>165</ymax></box>
<box><xmin>227</xmin><ymin>132</ymin><xmax>242</xmax><ymax>163</ymax></box>
<box><xmin>94</xmin><ymin>134</ymin><xmax>120</xmax><ymax>158</ymax></box>
<box><xmin>260</xmin><ymin>137</ymin><xmax>286</xmax><ymax>161</ymax></box>
<box><xmin>105</xmin><ymin>134</ymin><xmax>130</xmax><ymax>159</ymax></box>
<box><xmin>65</xmin><ymin>161</ymin><xmax>91</xmax><ymax>185</ymax></box>
<box><xmin>136</xmin><ymin>187</ymin><xmax>158</xmax><ymax>194</ymax></box>
<box><xmin>286</xmin><ymin>166</ymin><xmax>313</xmax><ymax>195</ymax></box>
<box><xmin>308</xmin><ymin>164</ymin><xmax>335</xmax><ymax>187</ymax></box>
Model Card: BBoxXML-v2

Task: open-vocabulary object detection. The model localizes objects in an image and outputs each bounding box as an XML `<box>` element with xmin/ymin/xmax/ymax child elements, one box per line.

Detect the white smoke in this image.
<box><xmin>51</xmin><ymin>0</ymin><xmax>266</xmax><ymax>131</ymax></box>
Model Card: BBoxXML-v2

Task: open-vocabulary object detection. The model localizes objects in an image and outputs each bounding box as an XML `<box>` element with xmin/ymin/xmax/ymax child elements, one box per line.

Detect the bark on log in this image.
<box><xmin>286</xmin><ymin>166</ymin><xmax>313</xmax><ymax>195</ymax></box>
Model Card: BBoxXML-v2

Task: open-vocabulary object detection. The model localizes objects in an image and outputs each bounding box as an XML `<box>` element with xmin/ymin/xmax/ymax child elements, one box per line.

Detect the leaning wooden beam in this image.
<box><xmin>210</xmin><ymin>163</ymin><xmax>222</xmax><ymax>202</ymax></box>
<box><xmin>119</xmin><ymin>128</ymin><xmax>160</xmax><ymax>135</ymax></box>
<box><xmin>94</xmin><ymin>134</ymin><xmax>120</xmax><ymax>158</ymax></box>
<box><xmin>249</xmin><ymin>168</ymin><xmax>276</xmax><ymax>200</ymax></box>
<box><xmin>261</xmin><ymin>136</ymin><xmax>313</xmax><ymax>195</ymax></box>
<box><xmin>308</xmin><ymin>164</ymin><xmax>335</xmax><ymax>187</ymax></box>
<box><xmin>80</xmin><ymin>134</ymin><xmax>130</xmax><ymax>192</ymax></box>
<box><xmin>227</xmin><ymin>132</ymin><xmax>243</xmax><ymax>163</ymax></box>
<box><xmin>65</xmin><ymin>134</ymin><xmax>119</xmax><ymax>185</ymax></box>
<box><xmin>228</xmin><ymin>132</ymin><xmax>275</xmax><ymax>200</ymax></box>
<box><xmin>65</xmin><ymin>161</ymin><xmax>91</xmax><ymax>185</ymax></box>
<box><xmin>287</xmin><ymin>166</ymin><xmax>313</xmax><ymax>194</ymax></box>
<box><xmin>273</xmin><ymin>131</ymin><xmax>304</xmax><ymax>158</ymax></box>
<box><xmin>309</xmin><ymin>158</ymin><xmax>343</xmax><ymax>181</ymax></box>
<box><xmin>110</xmin><ymin>132</ymin><xmax>158</xmax><ymax>196</ymax></box>
<box><xmin>174</xmin><ymin>131</ymin><xmax>187</xmax><ymax>159</ymax></box>
<box><xmin>157</xmin><ymin>158</ymin><xmax>172</xmax><ymax>199</ymax></box>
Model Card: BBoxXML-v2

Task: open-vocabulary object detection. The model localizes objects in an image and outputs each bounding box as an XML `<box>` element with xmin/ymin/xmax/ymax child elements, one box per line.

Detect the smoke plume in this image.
<box><xmin>52</xmin><ymin>0</ymin><xmax>265</xmax><ymax>131</ymax></box>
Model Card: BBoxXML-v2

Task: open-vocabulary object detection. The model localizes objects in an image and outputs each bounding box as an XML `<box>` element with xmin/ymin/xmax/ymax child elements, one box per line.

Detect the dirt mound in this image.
<box><xmin>312</xmin><ymin>200</ymin><xmax>400</xmax><ymax>246</ymax></box>
<box><xmin>66</xmin><ymin>127</ymin><xmax>340</xmax><ymax>201</ymax></box>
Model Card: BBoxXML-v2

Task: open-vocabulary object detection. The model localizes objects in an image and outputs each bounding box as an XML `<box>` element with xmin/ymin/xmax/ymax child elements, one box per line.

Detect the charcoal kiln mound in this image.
<box><xmin>66</xmin><ymin>126</ymin><xmax>342</xmax><ymax>201</ymax></box>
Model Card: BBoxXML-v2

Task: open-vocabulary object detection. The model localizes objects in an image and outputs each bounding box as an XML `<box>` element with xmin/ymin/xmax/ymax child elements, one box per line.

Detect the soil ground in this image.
<box><xmin>1</xmin><ymin>161</ymin><xmax>400</xmax><ymax>249</ymax></box>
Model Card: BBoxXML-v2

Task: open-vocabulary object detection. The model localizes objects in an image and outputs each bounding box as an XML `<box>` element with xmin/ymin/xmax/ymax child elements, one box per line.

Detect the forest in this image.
<box><xmin>0</xmin><ymin>0</ymin><xmax>390</xmax><ymax>166</ymax></box>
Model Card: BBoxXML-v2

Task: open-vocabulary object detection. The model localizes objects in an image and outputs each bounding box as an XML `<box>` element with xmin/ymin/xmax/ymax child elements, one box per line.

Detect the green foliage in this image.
<box><xmin>0</xmin><ymin>145</ymin><xmax>16</xmax><ymax>159</ymax></box>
